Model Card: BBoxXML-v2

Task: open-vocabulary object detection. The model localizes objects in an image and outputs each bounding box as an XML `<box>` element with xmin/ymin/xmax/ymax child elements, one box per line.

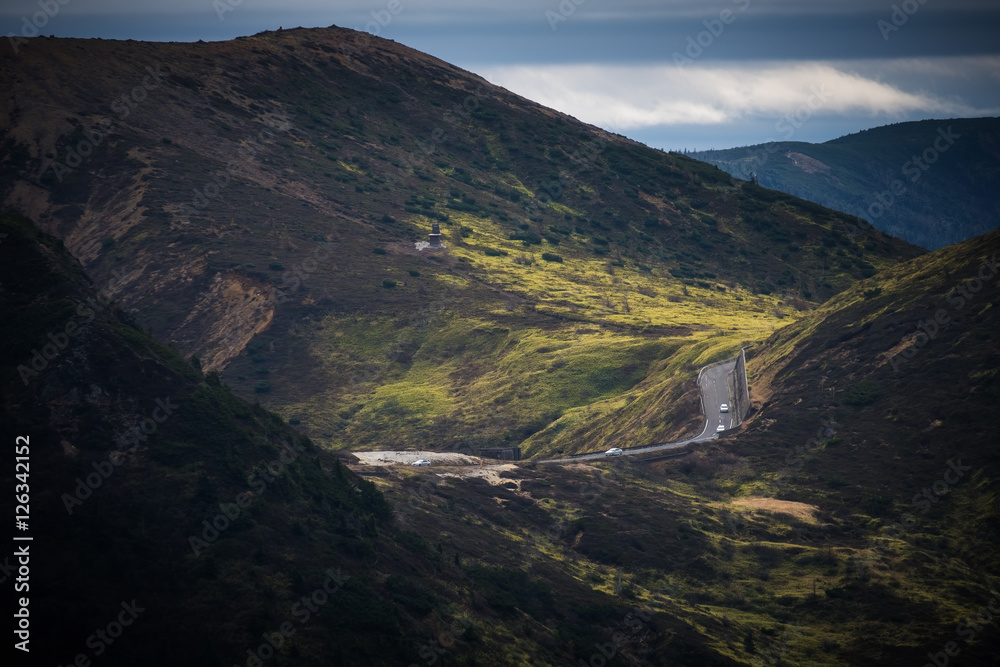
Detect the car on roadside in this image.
<box><xmin>605</xmin><ymin>448</ymin><xmax>624</xmax><ymax>456</ymax></box>
<box><xmin>411</xmin><ymin>459</ymin><xmax>431</xmax><ymax>466</ymax></box>
<box><xmin>720</xmin><ymin>403</ymin><xmax>729</xmax><ymax>413</ymax></box>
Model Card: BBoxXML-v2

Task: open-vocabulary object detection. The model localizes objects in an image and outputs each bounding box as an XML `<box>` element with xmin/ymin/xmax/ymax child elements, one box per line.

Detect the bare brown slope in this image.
<box><xmin>1</xmin><ymin>28</ymin><xmax>919</xmax><ymax>372</ymax></box>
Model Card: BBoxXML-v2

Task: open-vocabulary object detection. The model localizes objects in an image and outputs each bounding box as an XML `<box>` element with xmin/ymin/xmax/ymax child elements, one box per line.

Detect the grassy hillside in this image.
<box><xmin>0</xmin><ymin>213</ymin><xmax>745</xmax><ymax>666</ymax></box>
<box><xmin>721</xmin><ymin>228</ymin><xmax>1000</xmax><ymax>663</ymax></box>
<box><xmin>691</xmin><ymin>118</ymin><xmax>1000</xmax><ymax>250</ymax></box>
<box><xmin>498</xmin><ymin>227</ymin><xmax>998</xmax><ymax>666</ymax></box>
<box><xmin>1</xmin><ymin>221</ymin><xmax>997</xmax><ymax>665</ymax></box>
<box><xmin>0</xmin><ymin>28</ymin><xmax>922</xmax><ymax>457</ymax></box>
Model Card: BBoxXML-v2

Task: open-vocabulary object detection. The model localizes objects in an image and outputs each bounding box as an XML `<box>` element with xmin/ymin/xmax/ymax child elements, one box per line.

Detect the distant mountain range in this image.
<box><xmin>691</xmin><ymin>118</ymin><xmax>1000</xmax><ymax>250</ymax></box>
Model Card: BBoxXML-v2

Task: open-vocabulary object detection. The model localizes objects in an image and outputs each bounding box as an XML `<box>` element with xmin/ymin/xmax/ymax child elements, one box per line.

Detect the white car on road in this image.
<box><xmin>411</xmin><ymin>459</ymin><xmax>431</xmax><ymax>466</ymax></box>
<box><xmin>720</xmin><ymin>404</ymin><xmax>729</xmax><ymax>413</ymax></box>
<box><xmin>716</xmin><ymin>424</ymin><xmax>726</xmax><ymax>432</ymax></box>
<box><xmin>605</xmin><ymin>448</ymin><xmax>623</xmax><ymax>456</ymax></box>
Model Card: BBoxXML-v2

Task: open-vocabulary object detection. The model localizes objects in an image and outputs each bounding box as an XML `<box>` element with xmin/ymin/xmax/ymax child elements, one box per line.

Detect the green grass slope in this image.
<box><xmin>0</xmin><ymin>222</ymin><xmax>996</xmax><ymax>666</ymax></box>
<box><xmin>713</xmin><ymin>227</ymin><xmax>1000</xmax><ymax>663</ymax></box>
<box><xmin>1</xmin><ymin>27</ymin><xmax>922</xmax><ymax>457</ymax></box>
<box><xmin>0</xmin><ymin>213</ymin><xmax>766</xmax><ymax>666</ymax></box>
<box><xmin>692</xmin><ymin>117</ymin><xmax>1000</xmax><ymax>250</ymax></box>
<box><xmin>383</xmin><ymin>228</ymin><xmax>998</xmax><ymax>666</ymax></box>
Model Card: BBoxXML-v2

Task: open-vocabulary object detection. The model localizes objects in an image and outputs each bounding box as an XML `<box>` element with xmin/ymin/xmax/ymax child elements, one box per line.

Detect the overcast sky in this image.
<box><xmin>5</xmin><ymin>0</ymin><xmax>999</xmax><ymax>150</ymax></box>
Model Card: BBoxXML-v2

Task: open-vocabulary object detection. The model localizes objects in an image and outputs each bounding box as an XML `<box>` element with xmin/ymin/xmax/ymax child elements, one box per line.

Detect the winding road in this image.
<box><xmin>541</xmin><ymin>357</ymin><xmax>739</xmax><ymax>463</ymax></box>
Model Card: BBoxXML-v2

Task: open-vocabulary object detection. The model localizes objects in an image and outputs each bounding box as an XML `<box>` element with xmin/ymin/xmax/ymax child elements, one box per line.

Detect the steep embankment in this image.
<box><xmin>698</xmin><ymin>228</ymin><xmax>1000</xmax><ymax>664</ymax></box>
<box><xmin>0</xmin><ymin>213</ymin><xmax>400</xmax><ymax>664</ymax></box>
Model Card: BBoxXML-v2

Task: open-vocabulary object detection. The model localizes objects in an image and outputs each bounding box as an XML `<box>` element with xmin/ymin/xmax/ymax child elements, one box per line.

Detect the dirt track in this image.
<box><xmin>351</xmin><ymin>450</ymin><xmax>481</xmax><ymax>466</ymax></box>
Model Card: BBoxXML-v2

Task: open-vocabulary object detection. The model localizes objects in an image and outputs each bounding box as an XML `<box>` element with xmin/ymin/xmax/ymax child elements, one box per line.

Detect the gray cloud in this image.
<box><xmin>8</xmin><ymin>0</ymin><xmax>997</xmax><ymax>15</ymax></box>
<box><xmin>4</xmin><ymin>0</ymin><xmax>996</xmax><ymax>152</ymax></box>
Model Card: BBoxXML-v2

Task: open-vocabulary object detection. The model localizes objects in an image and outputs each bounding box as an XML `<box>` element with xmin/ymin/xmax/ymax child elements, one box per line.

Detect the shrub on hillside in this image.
<box><xmin>842</xmin><ymin>380</ymin><xmax>883</xmax><ymax>406</ymax></box>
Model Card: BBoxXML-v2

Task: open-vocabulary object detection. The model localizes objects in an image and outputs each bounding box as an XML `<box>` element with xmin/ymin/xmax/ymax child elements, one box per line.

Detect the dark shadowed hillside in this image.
<box><xmin>0</xmin><ymin>213</ymin><xmax>403</xmax><ymax>665</ymax></box>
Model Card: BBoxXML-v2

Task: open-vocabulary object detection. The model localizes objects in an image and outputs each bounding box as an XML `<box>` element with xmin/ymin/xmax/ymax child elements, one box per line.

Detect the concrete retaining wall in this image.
<box><xmin>730</xmin><ymin>348</ymin><xmax>751</xmax><ymax>426</ymax></box>
<box><xmin>478</xmin><ymin>447</ymin><xmax>521</xmax><ymax>461</ymax></box>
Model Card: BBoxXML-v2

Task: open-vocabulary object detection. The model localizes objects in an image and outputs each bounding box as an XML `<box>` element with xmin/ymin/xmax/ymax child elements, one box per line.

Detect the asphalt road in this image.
<box><xmin>698</xmin><ymin>360</ymin><xmax>735</xmax><ymax>439</ymax></box>
<box><xmin>540</xmin><ymin>358</ymin><xmax>738</xmax><ymax>463</ymax></box>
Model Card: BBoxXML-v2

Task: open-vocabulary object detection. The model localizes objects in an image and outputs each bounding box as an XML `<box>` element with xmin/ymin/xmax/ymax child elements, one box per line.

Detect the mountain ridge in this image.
<box><xmin>0</xmin><ymin>26</ymin><xmax>923</xmax><ymax>457</ymax></box>
<box><xmin>690</xmin><ymin>117</ymin><xmax>1000</xmax><ymax>250</ymax></box>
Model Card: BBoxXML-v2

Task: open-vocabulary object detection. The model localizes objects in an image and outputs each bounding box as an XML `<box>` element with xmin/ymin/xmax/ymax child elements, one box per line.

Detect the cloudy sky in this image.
<box><xmin>5</xmin><ymin>0</ymin><xmax>999</xmax><ymax>150</ymax></box>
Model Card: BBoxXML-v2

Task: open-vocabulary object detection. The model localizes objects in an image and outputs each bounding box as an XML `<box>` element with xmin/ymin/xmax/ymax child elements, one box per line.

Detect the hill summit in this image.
<box><xmin>1</xmin><ymin>26</ymin><xmax>921</xmax><ymax>457</ymax></box>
